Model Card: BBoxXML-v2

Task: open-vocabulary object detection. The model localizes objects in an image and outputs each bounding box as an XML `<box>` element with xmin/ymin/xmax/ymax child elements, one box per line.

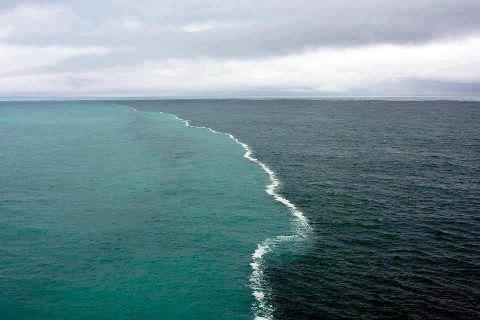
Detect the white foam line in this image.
<box><xmin>130</xmin><ymin>106</ymin><xmax>311</xmax><ymax>320</ymax></box>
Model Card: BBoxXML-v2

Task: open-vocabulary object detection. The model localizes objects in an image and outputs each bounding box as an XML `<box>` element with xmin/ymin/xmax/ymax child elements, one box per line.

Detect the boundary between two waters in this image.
<box><xmin>128</xmin><ymin>105</ymin><xmax>311</xmax><ymax>320</ymax></box>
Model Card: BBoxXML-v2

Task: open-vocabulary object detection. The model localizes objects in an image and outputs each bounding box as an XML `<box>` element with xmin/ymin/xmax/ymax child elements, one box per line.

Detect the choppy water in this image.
<box><xmin>128</xmin><ymin>99</ymin><xmax>480</xmax><ymax>319</ymax></box>
<box><xmin>2</xmin><ymin>99</ymin><xmax>479</xmax><ymax>319</ymax></box>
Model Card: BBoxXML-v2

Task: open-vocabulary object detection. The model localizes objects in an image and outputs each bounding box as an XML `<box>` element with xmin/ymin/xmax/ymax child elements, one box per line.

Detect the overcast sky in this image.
<box><xmin>1</xmin><ymin>0</ymin><xmax>480</xmax><ymax>97</ymax></box>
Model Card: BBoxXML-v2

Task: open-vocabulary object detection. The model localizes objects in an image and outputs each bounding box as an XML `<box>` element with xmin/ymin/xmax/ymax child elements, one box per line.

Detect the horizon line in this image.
<box><xmin>2</xmin><ymin>95</ymin><xmax>480</xmax><ymax>102</ymax></box>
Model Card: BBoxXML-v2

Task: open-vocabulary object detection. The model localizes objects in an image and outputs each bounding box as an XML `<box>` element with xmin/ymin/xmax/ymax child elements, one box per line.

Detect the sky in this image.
<box><xmin>1</xmin><ymin>0</ymin><xmax>480</xmax><ymax>97</ymax></box>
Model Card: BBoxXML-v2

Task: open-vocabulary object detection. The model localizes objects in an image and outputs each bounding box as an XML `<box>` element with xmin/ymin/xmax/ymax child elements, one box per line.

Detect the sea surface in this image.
<box><xmin>1</xmin><ymin>99</ymin><xmax>480</xmax><ymax>319</ymax></box>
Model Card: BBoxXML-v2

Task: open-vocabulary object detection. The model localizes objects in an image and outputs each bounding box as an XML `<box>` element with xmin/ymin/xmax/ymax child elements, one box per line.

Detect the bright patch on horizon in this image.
<box><xmin>0</xmin><ymin>0</ymin><xmax>479</xmax><ymax>96</ymax></box>
<box><xmin>182</xmin><ymin>21</ymin><xmax>233</xmax><ymax>33</ymax></box>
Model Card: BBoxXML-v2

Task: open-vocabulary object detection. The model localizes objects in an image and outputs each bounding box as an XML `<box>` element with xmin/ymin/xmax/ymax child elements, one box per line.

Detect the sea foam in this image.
<box><xmin>130</xmin><ymin>106</ymin><xmax>311</xmax><ymax>320</ymax></box>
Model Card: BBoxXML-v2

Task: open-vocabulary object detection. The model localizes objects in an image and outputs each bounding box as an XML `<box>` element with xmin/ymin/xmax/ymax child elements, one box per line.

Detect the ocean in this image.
<box><xmin>1</xmin><ymin>99</ymin><xmax>479</xmax><ymax>319</ymax></box>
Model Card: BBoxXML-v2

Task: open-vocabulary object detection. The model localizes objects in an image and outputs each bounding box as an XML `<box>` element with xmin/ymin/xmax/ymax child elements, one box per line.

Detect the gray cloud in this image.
<box><xmin>2</xmin><ymin>0</ymin><xmax>480</xmax><ymax>59</ymax></box>
<box><xmin>1</xmin><ymin>1</ymin><xmax>480</xmax><ymax>96</ymax></box>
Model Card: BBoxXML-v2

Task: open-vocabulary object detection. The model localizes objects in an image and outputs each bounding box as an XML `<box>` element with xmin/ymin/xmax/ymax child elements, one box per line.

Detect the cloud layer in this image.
<box><xmin>1</xmin><ymin>1</ymin><xmax>479</xmax><ymax>97</ymax></box>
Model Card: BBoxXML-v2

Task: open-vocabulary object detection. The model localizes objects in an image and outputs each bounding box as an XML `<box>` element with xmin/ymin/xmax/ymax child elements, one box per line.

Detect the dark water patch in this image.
<box><xmin>126</xmin><ymin>99</ymin><xmax>480</xmax><ymax>319</ymax></box>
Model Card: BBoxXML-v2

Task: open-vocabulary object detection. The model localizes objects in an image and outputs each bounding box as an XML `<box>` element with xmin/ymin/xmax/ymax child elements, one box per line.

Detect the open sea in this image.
<box><xmin>1</xmin><ymin>99</ymin><xmax>479</xmax><ymax>319</ymax></box>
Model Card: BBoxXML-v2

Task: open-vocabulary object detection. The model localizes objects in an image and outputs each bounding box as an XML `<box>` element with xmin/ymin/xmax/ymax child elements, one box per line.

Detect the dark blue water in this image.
<box><xmin>127</xmin><ymin>99</ymin><xmax>480</xmax><ymax>319</ymax></box>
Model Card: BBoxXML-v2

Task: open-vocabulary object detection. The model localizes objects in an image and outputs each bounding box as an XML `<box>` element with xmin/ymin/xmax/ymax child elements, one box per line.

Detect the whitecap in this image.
<box><xmin>131</xmin><ymin>107</ymin><xmax>311</xmax><ymax>320</ymax></box>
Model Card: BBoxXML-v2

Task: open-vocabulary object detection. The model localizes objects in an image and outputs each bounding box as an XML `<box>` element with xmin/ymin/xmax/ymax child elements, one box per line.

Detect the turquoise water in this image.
<box><xmin>132</xmin><ymin>99</ymin><xmax>480</xmax><ymax>319</ymax></box>
<box><xmin>0</xmin><ymin>101</ymin><xmax>296</xmax><ymax>319</ymax></box>
<box><xmin>4</xmin><ymin>99</ymin><xmax>479</xmax><ymax>319</ymax></box>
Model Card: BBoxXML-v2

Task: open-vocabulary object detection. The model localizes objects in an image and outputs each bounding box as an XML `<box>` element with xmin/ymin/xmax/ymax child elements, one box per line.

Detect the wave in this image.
<box><xmin>128</xmin><ymin>105</ymin><xmax>311</xmax><ymax>320</ymax></box>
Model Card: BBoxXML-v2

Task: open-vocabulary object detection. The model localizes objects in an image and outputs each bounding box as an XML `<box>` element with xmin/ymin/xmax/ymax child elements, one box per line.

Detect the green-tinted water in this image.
<box><xmin>0</xmin><ymin>101</ymin><xmax>293</xmax><ymax>319</ymax></box>
<box><xmin>132</xmin><ymin>98</ymin><xmax>480</xmax><ymax>319</ymax></box>
<box><xmin>6</xmin><ymin>99</ymin><xmax>478</xmax><ymax>319</ymax></box>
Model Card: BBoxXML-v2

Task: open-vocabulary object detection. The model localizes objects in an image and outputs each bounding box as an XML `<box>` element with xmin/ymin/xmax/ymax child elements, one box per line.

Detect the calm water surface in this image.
<box><xmin>0</xmin><ymin>101</ymin><xmax>295</xmax><ymax>319</ymax></box>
